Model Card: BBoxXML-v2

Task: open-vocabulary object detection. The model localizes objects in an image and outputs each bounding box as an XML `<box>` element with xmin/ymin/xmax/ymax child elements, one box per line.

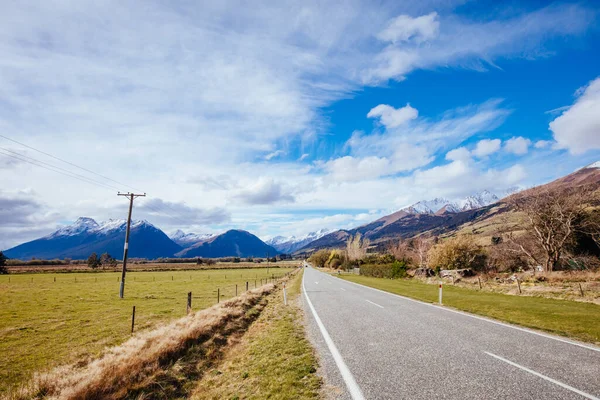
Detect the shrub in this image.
<box><xmin>360</xmin><ymin>260</ymin><xmax>408</xmax><ymax>279</ymax></box>
<box><xmin>428</xmin><ymin>235</ymin><xmax>487</xmax><ymax>272</ymax></box>
<box><xmin>391</xmin><ymin>260</ymin><xmax>408</xmax><ymax>278</ymax></box>
<box><xmin>309</xmin><ymin>249</ymin><xmax>330</xmax><ymax>268</ymax></box>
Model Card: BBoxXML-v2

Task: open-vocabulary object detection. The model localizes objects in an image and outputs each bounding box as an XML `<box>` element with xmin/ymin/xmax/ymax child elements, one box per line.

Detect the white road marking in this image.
<box><xmin>484</xmin><ymin>352</ymin><xmax>599</xmax><ymax>400</ymax></box>
<box><xmin>340</xmin><ymin>288</ymin><xmax>347</xmax><ymax>291</ymax></box>
<box><xmin>333</xmin><ymin>273</ymin><xmax>600</xmax><ymax>353</ymax></box>
<box><xmin>303</xmin><ymin>272</ymin><xmax>365</xmax><ymax>400</ymax></box>
<box><xmin>365</xmin><ymin>299</ymin><xmax>384</xmax><ymax>308</ymax></box>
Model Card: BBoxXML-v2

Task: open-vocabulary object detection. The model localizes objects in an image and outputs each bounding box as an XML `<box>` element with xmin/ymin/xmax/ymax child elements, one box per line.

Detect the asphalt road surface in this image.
<box><xmin>302</xmin><ymin>266</ymin><xmax>600</xmax><ymax>400</ymax></box>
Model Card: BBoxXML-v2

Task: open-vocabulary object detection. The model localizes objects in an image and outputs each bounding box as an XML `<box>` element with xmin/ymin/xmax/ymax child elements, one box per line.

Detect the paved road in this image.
<box><xmin>302</xmin><ymin>266</ymin><xmax>600</xmax><ymax>400</ymax></box>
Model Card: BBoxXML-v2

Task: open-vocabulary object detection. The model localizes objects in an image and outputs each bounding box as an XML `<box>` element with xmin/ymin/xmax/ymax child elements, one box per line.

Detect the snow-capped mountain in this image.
<box><xmin>170</xmin><ymin>230</ymin><xmax>214</xmax><ymax>248</ymax></box>
<box><xmin>403</xmin><ymin>198</ymin><xmax>460</xmax><ymax>214</ymax></box>
<box><xmin>49</xmin><ymin>217</ymin><xmax>99</xmax><ymax>237</ymax></box>
<box><xmin>265</xmin><ymin>229</ymin><xmax>331</xmax><ymax>254</ymax></box>
<box><xmin>402</xmin><ymin>190</ymin><xmax>501</xmax><ymax>215</ymax></box>
<box><xmin>5</xmin><ymin>217</ymin><xmax>181</xmax><ymax>260</ymax></box>
<box><xmin>459</xmin><ymin>190</ymin><xmax>499</xmax><ymax>211</ymax></box>
<box><xmin>47</xmin><ymin>217</ymin><xmax>158</xmax><ymax>238</ymax></box>
<box><xmin>585</xmin><ymin>161</ymin><xmax>600</xmax><ymax>169</ymax></box>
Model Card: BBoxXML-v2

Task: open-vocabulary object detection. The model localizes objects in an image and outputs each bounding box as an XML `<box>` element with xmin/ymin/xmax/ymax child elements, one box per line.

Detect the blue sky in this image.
<box><xmin>1</xmin><ymin>0</ymin><xmax>600</xmax><ymax>248</ymax></box>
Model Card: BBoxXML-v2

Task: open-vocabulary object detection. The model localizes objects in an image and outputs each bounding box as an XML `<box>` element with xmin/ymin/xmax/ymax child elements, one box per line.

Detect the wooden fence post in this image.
<box><xmin>131</xmin><ymin>306</ymin><xmax>136</xmax><ymax>333</ymax></box>
<box><xmin>478</xmin><ymin>276</ymin><xmax>482</xmax><ymax>290</ymax></box>
<box><xmin>246</xmin><ymin>281</ymin><xmax>248</xmax><ymax>291</ymax></box>
<box><xmin>578</xmin><ymin>283</ymin><xmax>585</xmax><ymax>297</ymax></box>
<box><xmin>217</xmin><ymin>288</ymin><xmax>220</xmax><ymax>303</ymax></box>
<box><xmin>236</xmin><ymin>284</ymin><xmax>238</xmax><ymax>296</ymax></box>
<box><xmin>187</xmin><ymin>292</ymin><xmax>192</xmax><ymax>314</ymax></box>
<box><xmin>516</xmin><ymin>278</ymin><xmax>522</xmax><ymax>294</ymax></box>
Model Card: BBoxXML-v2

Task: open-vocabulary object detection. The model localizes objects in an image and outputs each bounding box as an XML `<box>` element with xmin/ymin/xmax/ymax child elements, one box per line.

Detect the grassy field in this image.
<box><xmin>6</xmin><ymin>260</ymin><xmax>299</xmax><ymax>274</ymax></box>
<box><xmin>0</xmin><ymin>267</ymin><xmax>294</xmax><ymax>393</ymax></box>
<box><xmin>338</xmin><ymin>274</ymin><xmax>600</xmax><ymax>344</ymax></box>
<box><xmin>193</xmin><ymin>270</ymin><xmax>321</xmax><ymax>399</ymax></box>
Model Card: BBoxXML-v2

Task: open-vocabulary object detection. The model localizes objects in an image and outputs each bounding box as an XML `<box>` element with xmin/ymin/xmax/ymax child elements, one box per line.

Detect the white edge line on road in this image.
<box><xmin>484</xmin><ymin>351</ymin><xmax>599</xmax><ymax>400</ymax></box>
<box><xmin>330</xmin><ymin>272</ymin><xmax>600</xmax><ymax>353</ymax></box>
<box><xmin>365</xmin><ymin>299</ymin><xmax>384</xmax><ymax>308</ymax></box>
<box><xmin>340</xmin><ymin>288</ymin><xmax>347</xmax><ymax>291</ymax></box>
<box><xmin>303</xmin><ymin>272</ymin><xmax>365</xmax><ymax>400</ymax></box>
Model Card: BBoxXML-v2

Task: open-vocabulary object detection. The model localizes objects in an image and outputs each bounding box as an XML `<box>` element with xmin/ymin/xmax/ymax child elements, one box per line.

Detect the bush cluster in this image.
<box><xmin>360</xmin><ymin>260</ymin><xmax>408</xmax><ymax>279</ymax></box>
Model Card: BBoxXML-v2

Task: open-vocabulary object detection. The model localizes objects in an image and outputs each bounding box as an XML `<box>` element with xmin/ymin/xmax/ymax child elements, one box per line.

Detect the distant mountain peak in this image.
<box><xmin>169</xmin><ymin>230</ymin><xmax>214</xmax><ymax>248</ymax></box>
<box><xmin>49</xmin><ymin>217</ymin><xmax>99</xmax><ymax>238</ymax></box>
<box><xmin>402</xmin><ymin>190</ymin><xmax>500</xmax><ymax>216</ymax></box>
<box><xmin>265</xmin><ymin>229</ymin><xmax>332</xmax><ymax>253</ymax></box>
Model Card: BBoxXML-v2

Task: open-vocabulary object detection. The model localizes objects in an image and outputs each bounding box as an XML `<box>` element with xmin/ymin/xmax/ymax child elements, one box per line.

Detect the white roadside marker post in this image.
<box><xmin>283</xmin><ymin>282</ymin><xmax>288</xmax><ymax>306</ymax></box>
<box><xmin>438</xmin><ymin>281</ymin><xmax>443</xmax><ymax>305</ymax></box>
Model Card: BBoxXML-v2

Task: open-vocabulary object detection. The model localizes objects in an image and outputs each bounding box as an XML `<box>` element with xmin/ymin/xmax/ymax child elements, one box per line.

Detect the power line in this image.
<box><xmin>0</xmin><ymin>135</ymin><xmax>199</xmax><ymax>228</ymax></box>
<box><xmin>0</xmin><ymin>147</ymin><xmax>119</xmax><ymax>190</ymax></box>
<box><xmin>0</xmin><ymin>134</ymin><xmax>144</xmax><ymax>192</ymax></box>
<box><xmin>0</xmin><ymin>148</ymin><xmax>120</xmax><ymax>191</ymax></box>
<box><xmin>1</xmin><ymin>147</ymin><xmax>194</xmax><ymax>227</ymax></box>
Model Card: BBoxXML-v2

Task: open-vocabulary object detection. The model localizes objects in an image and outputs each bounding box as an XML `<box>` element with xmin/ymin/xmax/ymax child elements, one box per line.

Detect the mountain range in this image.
<box><xmin>296</xmin><ymin>163</ymin><xmax>600</xmax><ymax>253</ymax></box>
<box><xmin>5</xmin><ymin>163</ymin><xmax>599</xmax><ymax>261</ymax></box>
<box><xmin>3</xmin><ymin>220</ymin><xmax>275</xmax><ymax>260</ymax></box>
<box><xmin>4</xmin><ymin>218</ymin><xmax>182</xmax><ymax>260</ymax></box>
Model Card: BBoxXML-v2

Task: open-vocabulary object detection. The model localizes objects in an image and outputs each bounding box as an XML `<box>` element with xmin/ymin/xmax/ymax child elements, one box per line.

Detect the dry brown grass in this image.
<box><xmin>9</xmin><ymin>285</ymin><xmax>276</xmax><ymax>400</ymax></box>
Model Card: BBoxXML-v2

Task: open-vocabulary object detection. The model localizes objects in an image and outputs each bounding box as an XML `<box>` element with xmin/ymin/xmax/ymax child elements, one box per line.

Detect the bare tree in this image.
<box><xmin>346</xmin><ymin>233</ymin><xmax>370</xmax><ymax>261</ymax></box>
<box><xmin>388</xmin><ymin>239</ymin><xmax>413</xmax><ymax>263</ymax></box>
<box><xmin>507</xmin><ymin>185</ymin><xmax>596</xmax><ymax>272</ymax></box>
<box><xmin>413</xmin><ymin>237</ymin><xmax>432</xmax><ymax>268</ymax></box>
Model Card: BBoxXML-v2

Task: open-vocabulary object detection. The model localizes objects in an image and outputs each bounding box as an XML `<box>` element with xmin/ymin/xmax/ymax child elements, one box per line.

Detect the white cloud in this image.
<box><xmin>504</xmin><ymin>136</ymin><xmax>531</xmax><ymax>155</ymax></box>
<box><xmin>377</xmin><ymin>12</ymin><xmax>439</xmax><ymax>44</ymax></box>
<box><xmin>299</xmin><ymin>153</ymin><xmax>309</xmax><ymax>161</ymax></box>
<box><xmin>138</xmin><ymin>198</ymin><xmax>230</xmax><ymax>226</ymax></box>
<box><xmin>550</xmin><ymin>77</ymin><xmax>600</xmax><ymax>154</ymax></box>
<box><xmin>472</xmin><ymin>139</ymin><xmax>501</xmax><ymax>158</ymax></box>
<box><xmin>367</xmin><ymin>103</ymin><xmax>418</xmax><ymax>128</ymax></box>
<box><xmin>534</xmin><ymin>140</ymin><xmax>553</xmax><ymax>149</ymax></box>
<box><xmin>445</xmin><ymin>147</ymin><xmax>471</xmax><ymax>162</ymax></box>
<box><xmin>413</xmin><ymin>159</ymin><xmax>526</xmax><ymax>196</ymax></box>
<box><xmin>264</xmin><ymin>150</ymin><xmax>285</xmax><ymax>160</ymax></box>
<box><xmin>324</xmin><ymin>156</ymin><xmax>392</xmax><ymax>182</ymax></box>
<box><xmin>232</xmin><ymin>178</ymin><xmax>294</xmax><ymax>205</ymax></box>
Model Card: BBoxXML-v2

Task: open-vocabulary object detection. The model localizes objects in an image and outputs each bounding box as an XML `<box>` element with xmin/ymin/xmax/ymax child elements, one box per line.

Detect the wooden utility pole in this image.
<box><xmin>118</xmin><ymin>192</ymin><xmax>146</xmax><ymax>299</ymax></box>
